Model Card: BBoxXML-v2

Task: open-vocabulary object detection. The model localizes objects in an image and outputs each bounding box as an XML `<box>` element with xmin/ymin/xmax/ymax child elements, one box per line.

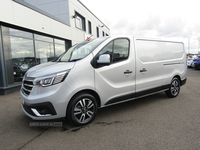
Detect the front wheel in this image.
<box><xmin>165</xmin><ymin>77</ymin><xmax>180</xmax><ymax>98</ymax></box>
<box><xmin>67</xmin><ymin>93</ymin><xmax>98</xmax><ymax>126</ymax></box>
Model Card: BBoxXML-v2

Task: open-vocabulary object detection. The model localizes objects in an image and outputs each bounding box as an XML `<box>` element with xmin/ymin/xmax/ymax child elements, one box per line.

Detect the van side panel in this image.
<box><xmin>135</xmin><ymin>39</ymin><xmax>163</xmax><ymax>93</ymax></box>
<box><xmin>162</xmin><ymin>42</ymin><xmax>186</xmax><ymax>85</ymax></box>
<box><xmin>135</xmin><ymin>39</ymin><xmax>186</xmax><ymax>95</ymax></box>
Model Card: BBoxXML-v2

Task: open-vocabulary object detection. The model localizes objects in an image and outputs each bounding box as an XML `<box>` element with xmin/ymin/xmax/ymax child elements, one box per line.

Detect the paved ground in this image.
<box><xmin>0</xmin><ymin>68</ymin><xmax>200</xmax><ymax>150</ymax></box>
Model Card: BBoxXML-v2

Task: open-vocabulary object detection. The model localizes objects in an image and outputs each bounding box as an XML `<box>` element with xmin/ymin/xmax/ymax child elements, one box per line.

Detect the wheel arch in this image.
<box><xmin>174</xmin><ymin>75</ymin><xmax>181</xmax><ymax>82</ymax></box>
<box><xmin>173</xmin><ymin>75</ymin><xmax>183</xmax><ymax>86</ymax></box>
<box><xmin>66</xmin><ymin>89</ymin><xmax>101</xmax><ymax>114</ymax></box>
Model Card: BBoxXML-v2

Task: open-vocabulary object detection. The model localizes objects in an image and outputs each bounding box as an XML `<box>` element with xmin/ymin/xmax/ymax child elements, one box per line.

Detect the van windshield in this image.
<box><xmin>57</xmin><ymin>37</ymin><xmax>109</xmax><ymax>62</ymax></box>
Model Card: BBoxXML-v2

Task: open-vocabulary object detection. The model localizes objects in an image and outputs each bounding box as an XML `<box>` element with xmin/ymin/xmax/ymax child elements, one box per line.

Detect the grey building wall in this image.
<box><xmin>24</xmin><ymin>0</ymin><xmax>70</xmax><ymax>24</ymax></box>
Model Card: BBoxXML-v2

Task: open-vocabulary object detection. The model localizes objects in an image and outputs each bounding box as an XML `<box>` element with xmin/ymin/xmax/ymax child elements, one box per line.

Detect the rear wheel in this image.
<box><xmin>165</xmin><ymin>77</ymin><xmax>180</xmax><ymax>98</ymax></box>
<box><xmin>67</xmin><ymin>93</ymin><xmax>98</xmax><ymax>126</ymax></box>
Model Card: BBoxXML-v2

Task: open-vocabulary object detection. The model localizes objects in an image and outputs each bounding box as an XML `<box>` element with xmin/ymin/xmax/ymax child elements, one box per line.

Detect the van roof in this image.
<box><xmin>108</xmin><ymin>35</ymin><xmax>184</xmax><ymax>43</ymax></box>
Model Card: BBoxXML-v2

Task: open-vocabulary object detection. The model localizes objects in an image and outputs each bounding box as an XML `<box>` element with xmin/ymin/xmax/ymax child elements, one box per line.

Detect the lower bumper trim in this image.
<box><xmin>181</xmin><ymin>78</ymin><xmax>187</xmax><ymax>86</ymax></box>
<box><xmin>22</xmin><ymin>102</ymin><xmax>57</xmax><ymax>117</ymax></box>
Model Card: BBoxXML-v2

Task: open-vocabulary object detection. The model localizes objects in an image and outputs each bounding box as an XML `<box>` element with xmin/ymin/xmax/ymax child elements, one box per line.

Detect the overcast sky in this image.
<box><xmin>81</xmin><ymin>0</ymin><xmax>200</xmax><ymax>54</ymax></box>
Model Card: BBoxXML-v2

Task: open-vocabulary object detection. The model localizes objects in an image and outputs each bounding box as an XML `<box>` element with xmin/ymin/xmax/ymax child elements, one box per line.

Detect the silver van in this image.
<box><xmin>21</xmin><ymin>36</ymin><xmax>187</xmax><ymax>125</ymax></box>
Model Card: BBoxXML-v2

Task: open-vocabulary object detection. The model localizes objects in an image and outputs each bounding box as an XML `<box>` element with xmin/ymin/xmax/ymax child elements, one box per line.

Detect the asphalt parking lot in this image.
<box><xmin>0</xmin><ymin>68</ymin><xmax>200</xmax><ymax>150</ymax></box>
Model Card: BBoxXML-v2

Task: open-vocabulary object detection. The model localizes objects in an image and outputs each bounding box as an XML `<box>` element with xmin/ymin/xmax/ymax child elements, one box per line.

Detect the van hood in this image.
<box><xmin>26</xmin><ymin>62</ymin><xmax>75</xmax><ymax>77</ymax></box>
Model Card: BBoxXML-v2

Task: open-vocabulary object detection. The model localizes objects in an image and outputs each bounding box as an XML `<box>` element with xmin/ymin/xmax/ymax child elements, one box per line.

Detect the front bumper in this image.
<box><xmin>20</xmin><ymin>81</ymin><xmax>74</xmax><ymax>120</ymax></box>
<box><xmin>22</xmin><ymin>102</ymin><xmax>57</xmax><ymax>117</ymax></box>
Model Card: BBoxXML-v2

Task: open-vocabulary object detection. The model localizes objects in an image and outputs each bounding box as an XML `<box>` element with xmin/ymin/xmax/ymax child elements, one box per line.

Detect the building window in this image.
<box><xmin>75</xmin><ymin>16</ymin><xmax>82</xmax><ymax>29</ymax></box>
<box><xmin>96</xmin><ymin>27</ymin><xmax>99</xmax><ymax>37</ymax></box>
<box><xmin>34</xmin><ymin>34</ymin><xmax>54</xmax><ymax>64</ymax></box>
<box><xmin>88</xmin><ymin>21</ymin><xmax>92</xmax><ymax>34</ymax></box>
<box><xmin>2</xmin><ymin>27</ymin><xmax>35</xmax><ymax>84</ymax></box>
<box><xmin>75</xmin><ymin>12</ymin><xmax>86</xmax><ymax>31</ymax></box>
<box><xmin>1</xmin><ymin>26</ymin><xmax>67</xmax><ymax>85</ymax></box>
<box><xmin>55</xmin><ymin>39</ymin><xmax>66</xmax><ymax>57</ymax></box>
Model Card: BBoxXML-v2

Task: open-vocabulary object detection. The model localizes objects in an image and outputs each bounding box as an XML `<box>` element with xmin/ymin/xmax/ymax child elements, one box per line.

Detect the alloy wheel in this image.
<box><xmin>73</xmin><ymin>98</ymin><xmax>95</xmax><ymax>124</ymax></box>
<box><xmin>171</xmin><ymin>79</ymin><xmax>180</xmax><ymax>96</ymax></box>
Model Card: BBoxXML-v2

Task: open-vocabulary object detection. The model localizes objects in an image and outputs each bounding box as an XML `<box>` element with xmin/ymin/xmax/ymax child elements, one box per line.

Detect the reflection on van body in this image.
<box><xmin>20</xmin><ymin>36</ymin><xmax>187</xmax><ymax>126</ymax></box>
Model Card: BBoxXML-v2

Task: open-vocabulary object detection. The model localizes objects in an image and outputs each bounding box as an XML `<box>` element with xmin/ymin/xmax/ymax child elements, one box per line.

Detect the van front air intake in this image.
<box><xmin>21</xmin><ymin>79</ymin><xmax>33</xmax><ymax>96</ymax></box>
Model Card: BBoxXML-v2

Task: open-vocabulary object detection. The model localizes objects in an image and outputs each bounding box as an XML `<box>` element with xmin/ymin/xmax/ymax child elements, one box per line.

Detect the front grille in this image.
<box><xmin>21</xmin><ymin>79</ymin><xmax>33</xmax><ymax>96</ymax></box>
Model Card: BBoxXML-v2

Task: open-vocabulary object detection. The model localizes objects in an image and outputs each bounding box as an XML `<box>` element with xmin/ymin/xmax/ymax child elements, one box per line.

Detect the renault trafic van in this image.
<box><xmin>21</xmin><ymin>36</ymin><xmax>187</xmax><ymax>125</ymax></box>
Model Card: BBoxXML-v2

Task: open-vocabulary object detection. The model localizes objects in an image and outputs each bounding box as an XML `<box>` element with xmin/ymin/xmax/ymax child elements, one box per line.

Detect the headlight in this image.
<box><xmin>33</xmin><ymin>70</ymin><xmax>70</xmax><ymax>87</ymax></box>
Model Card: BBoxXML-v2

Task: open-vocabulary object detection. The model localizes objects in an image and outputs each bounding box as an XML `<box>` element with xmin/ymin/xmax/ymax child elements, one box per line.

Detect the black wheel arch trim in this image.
<box><xmin>181</xmin><ymin>78</ymin><xmax>187</xmax><ymax>86</ymax></box>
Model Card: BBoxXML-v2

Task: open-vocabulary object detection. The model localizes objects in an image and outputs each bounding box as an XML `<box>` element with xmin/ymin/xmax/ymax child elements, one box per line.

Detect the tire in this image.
<box><xmin>67</xmin><ymin>93</ymin><xmax>98</xmax><ymax>126</ymax></box>
<box><xmin>165</xmin><ymin>77</ymin><xmax>180</xmax><ymax>98</ymax></box>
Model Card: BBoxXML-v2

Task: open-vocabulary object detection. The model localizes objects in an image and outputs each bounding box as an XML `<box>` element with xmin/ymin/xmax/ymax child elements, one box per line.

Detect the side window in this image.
<box><xmin>96</xmin><ymin>38</ymin><xmax>129</xmax><ymax>67</ymax></box>
<box><xmin>113</xmin><ymin>39</ymin><xmax>129</xmax><ymax>63</ymax></box>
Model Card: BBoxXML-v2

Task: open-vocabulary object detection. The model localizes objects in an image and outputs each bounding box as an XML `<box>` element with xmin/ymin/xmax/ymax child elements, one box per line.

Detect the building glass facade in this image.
<box><xmin>0</xmin><ymin>25</ymin><xmax>70</xmax><ymax>92</ymax></box>
<box><xmin>0</xmin><ymin>0</ymin><xmax>110</xmax><ymax>94</ymax></box>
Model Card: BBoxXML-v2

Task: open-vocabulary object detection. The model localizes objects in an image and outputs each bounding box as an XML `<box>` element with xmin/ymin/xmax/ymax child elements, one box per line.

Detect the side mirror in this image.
<box><xmin>97</xmin><ymin>54</ymin><xmax>110</xmax><ymax>64</ymax></box>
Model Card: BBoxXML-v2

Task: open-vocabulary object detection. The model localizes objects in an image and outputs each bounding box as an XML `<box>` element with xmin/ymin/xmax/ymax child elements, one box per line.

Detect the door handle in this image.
<box><xmin>124</xmin><ymin>70</ymin><xmax>132</xmax><ymax>74</ymax></box>
<box><xmin>140</xmin><ymin>68</ymin><xmax>147</xmax><ymax>72</ymax></box>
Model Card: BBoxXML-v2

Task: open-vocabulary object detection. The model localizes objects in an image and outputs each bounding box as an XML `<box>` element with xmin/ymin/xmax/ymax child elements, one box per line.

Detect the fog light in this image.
<box><xmin>31</xmin><ymin>108</ymin><xmax>52</xmax><ymax>117</ymax></box>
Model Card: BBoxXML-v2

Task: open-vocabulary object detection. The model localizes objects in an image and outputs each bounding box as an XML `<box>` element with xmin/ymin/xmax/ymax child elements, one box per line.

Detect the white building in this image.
<box><xmin>0</xmin><ymin>0</ymin><xmax>110</xmax><ymax>94</ymax></box>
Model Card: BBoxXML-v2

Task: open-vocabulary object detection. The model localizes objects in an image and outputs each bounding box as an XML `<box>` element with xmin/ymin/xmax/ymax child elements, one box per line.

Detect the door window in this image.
<box><xmin>113</xmin><ymin>39</ymin><xmax>129</xmax><ymax>63</ymax></box>
<box><xmin>99</xmin><ymin>41</ymin><xmax>113</xmax><ymax>59</ymax></box>
<box><xmin>98</xmin><ymin>38</ymin><xmax>129</xmax><ymax>64</ymax></box>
